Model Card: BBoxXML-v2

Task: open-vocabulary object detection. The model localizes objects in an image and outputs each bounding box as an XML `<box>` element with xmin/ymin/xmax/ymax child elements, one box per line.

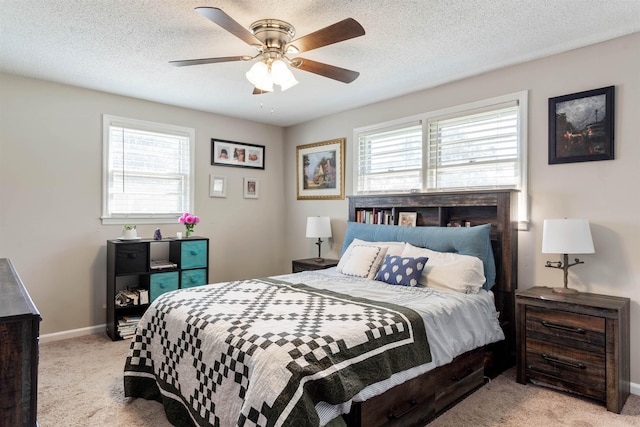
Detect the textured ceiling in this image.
<box><xmin>1</xmin><ymin>0</ymin><xmax>639</xmax><ymax>127</ymax></box>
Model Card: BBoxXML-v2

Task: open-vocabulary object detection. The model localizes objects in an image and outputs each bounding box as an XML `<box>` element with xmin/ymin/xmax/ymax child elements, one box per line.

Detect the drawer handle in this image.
<box><xmin>451</xmin><ymin>367</ymin><xmax>474</xmax><ymax>382</ymax></box>
<box><xmin>387</xmin><ymin>400</ymin><xmax>417</xmax><ymax>420</ymax></box>
<box><xmin>541</xmin><ymin>320</ymin><xmax>585</xmax><ymax>334</ymax></box>
<box><xmin>190</xmin><ymin>250</ymin><xmax>199</xmax><ymax>255</ymax></box>
<box><xmin>541</xmin><ymin>353</ymin><xmax>586</xmax><ymax>369</ymax></box>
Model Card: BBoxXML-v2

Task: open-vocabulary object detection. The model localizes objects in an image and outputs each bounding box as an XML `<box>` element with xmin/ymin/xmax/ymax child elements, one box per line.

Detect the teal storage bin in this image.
<box><xmin>181</xmin><ymin>240</ymin><xmax>208</xmax><ymax>269</ymax></box>
<box><xmin>149</xmin><ymin>271</ymin><xmax>179</xmax><ymax>302</ymax></box>
<box><xmin>181</xmin><ymin>269</ymin><xmax>208</xmax><ymax>289</ymax></box>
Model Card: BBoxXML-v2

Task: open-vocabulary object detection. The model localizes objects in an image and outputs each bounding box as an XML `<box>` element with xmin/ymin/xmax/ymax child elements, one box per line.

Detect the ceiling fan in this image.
<box><xmin>170</xmin><ymin>7</ymin><xmax>365</xmax><ymax>94</ymax></box>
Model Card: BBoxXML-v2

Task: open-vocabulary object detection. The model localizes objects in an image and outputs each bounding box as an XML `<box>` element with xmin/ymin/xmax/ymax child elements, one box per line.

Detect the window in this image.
<box><xmin>102</xmin><ymin>115</ymin><xmax>195</xmax><ymax>225</ymax></box>
<box><xmin>354</xmin><ymin>91</ymin><xmax>528</xmax><ymax>224</ymax></box>
<box><xmin>357</xmin><ymin>121</ymin><xmax>423</xmax><ymax>193</ymax></box>
<box><xmin>426</xmin><ymin>103</ymin><xmax>521</xmax><ymax>190</ymax></box>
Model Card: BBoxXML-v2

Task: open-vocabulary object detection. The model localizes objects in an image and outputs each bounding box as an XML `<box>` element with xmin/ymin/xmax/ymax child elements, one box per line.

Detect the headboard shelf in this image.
<box><xmin>348</xmin><ymin>189</ymin><xmax>519</xmax><ymax>372</ymax></box>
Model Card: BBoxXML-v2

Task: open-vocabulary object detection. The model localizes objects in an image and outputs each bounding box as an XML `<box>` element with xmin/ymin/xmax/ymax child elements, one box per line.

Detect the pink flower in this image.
<box><xmin>178</xmin><ymin>212</ymin><xmax>200</xmax><ymax>237</ymax></box>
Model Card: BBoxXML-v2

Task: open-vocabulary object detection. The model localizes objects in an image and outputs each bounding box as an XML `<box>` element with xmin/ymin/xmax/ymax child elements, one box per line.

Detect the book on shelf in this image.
<box><xmin>118</xmin><ymin>315</ymin><xmax>142</xmax><ymax>338</ymax></box>
<box><xmin>150</xmin><ymin>260</ymin><xmax>178</xmax><ymax>270</ymax></box>
<box><xmin>355</xmin><ymin>208</ymin><xmax>395</xmax><ymax>225</ymax></box>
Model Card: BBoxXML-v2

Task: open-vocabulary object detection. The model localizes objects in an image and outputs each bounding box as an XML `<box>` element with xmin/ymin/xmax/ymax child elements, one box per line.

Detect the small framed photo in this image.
<box><xmin>209</xmin><ymin>175</ymin><xmax>226</xmax><ymax>198</ymax></box>
<box><xmin>548</xmin><ymin>86</ymin><xmax>614</xmax><ymax>164</ymax></box>
<box><xmin>296</xmin><ymin>138</ymin><xmax>345</xmax><ymax>200</ymax></box>
<box><xmin>212</xmin><ymin>139</ymin><xmax>265</xmax><ymax>169</ymax></box>
<box><xmin>398</xmin><ymin>212</ymin><xmax>417</xmax><ymax>227</ymax></box>
<box><xmin>243</xmin><ymin>177</ymin><xmax>259</xmax><ymax>199</ymax></box>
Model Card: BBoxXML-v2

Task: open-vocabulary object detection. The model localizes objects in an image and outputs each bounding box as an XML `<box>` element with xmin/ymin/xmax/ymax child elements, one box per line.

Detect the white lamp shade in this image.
<box><xmin>306</xmin><ymin>216</ymin><xmax>332</xmax><ymax>238</ymax></box>
<box><xmin>542</xmin><ymin>218</ymin><xmax>595</xmax><ymax>254</ymax></box>
<box><xmin>246</xmin><ymin>61</ymin><xmax>273</xmax><ymax>92</ymax></box>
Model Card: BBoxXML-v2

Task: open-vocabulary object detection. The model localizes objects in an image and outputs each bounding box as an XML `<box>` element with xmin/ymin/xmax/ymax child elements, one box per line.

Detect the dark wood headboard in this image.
<box><xmin>347</xmin><ymin>189</ymin><xmax>518</xmax><ymax>371</ymax></box>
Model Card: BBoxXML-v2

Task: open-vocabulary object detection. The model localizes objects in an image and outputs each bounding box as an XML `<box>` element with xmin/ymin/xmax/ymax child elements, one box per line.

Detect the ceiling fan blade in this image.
<box><xmin>252</xmin><ymin>87</ymin><xmax>270</xmax><ymax>95</ymax></box>
<box><xmin>169</xmin><ymin>56</ymin><xmax>248</xmax><ymax>67</ymax></box>
<box><xmin>288</xmin><ymin>18</ymin><xmax>365</xmax><ymax>53</ymax></box>
<box><xmin>195</xmin><ymin>7</ymin><xmax>262</xmax><ymax>47</ymax></box>
<box><xmin>291</xmin><ymin>58</ymin><xmax>360</xmax><ymax>83</ymax></box>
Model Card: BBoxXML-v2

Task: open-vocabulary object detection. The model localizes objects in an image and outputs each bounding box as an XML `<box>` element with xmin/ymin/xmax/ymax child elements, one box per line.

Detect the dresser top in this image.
<box><xmin>516</xmin><ymin>286</ymin><xmax>629</xmax><ymax>311</ymax></box>
<box><xmin>0</xmin><ymin>258</ymin><xmax>40</xmax><ymax>319</ymax></box>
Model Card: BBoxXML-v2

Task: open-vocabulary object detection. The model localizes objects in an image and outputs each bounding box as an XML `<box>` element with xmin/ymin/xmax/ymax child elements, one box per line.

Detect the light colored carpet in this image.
<box><xmin>39</xmin><ymin>334</ymin><xmax>640</xmax><ymax>426</ymax></box>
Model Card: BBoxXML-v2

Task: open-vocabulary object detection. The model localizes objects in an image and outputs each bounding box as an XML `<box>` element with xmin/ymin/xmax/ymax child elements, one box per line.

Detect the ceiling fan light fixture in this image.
<box><xmin>270</xmin><ymin>59</ymin><xmax>298</xmax><ymax>91</ymax></box>
<box><xmin>246</xmin><ymin>61</ymin><xmax>273</xmax><ymax>92</ymax></box>
<box><xmin>279</xmin><ymin>71</ymin><xmax>298</xmax><ymax>91</ymax></box>
<box><xmin>270</xmin><ymin>59</ymin><xmax>290</xmax><ymax>85</ymax></box>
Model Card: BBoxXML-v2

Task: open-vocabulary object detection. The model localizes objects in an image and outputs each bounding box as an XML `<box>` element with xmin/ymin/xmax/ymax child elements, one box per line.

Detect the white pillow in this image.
<box><xmin>337</xmin><ymin>239</ymin><xmax>405</xmax><ymax>279</ymax></box>
<box><xmin>338</xmin><ymin>245</ymin><xmax>388</xmax><ymax>278</ymax></box>
<box><xmin>401</xmin><ymin>243</ymin><xmax>485</xmax><ymax>293</ymax></box>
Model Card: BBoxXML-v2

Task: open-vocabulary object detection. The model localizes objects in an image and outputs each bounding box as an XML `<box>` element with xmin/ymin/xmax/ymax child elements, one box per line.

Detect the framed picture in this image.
<box><xmin>296</xmin><ymin>138</ymin><xmax>345</xmax><ymax>200</ymax></box>
<box><xmin>212</xmin><ymin>139</ymin><xmax>265</xmax><ymax>169</ymax></box>
<box><xmin>548</xmin><ymin>86</ymin><xmax>614</xmax><ymax>164</ymax></box>
<box><xmin>398</xmin><ymin>212</ymin><xmax>417</xmax><ymax>227</ymax></box>
<box><xmin>209</xmin><ymin>175</ymin><xmax>226</xmax><ymax>198</ymax></box>
<box><xmin>243</xmin><ymin>177</ymin><xmax>259</xmax><ymax>199</ymax></box>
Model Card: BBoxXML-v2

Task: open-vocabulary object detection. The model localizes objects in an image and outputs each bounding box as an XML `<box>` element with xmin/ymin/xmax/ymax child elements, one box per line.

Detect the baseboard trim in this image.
<box><xmin>40</xmin><ymin>324</ymin><xmax>106</xmax><ymax>343</ymax></box>
<box><xmin>631</xmin><ymin>382</ymin><xmax>640</xmax><ymax>397</ymax></box>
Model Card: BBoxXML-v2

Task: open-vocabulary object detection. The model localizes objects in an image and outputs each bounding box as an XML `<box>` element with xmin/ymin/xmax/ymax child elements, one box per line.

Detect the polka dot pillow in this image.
<box><xmin>374</xmin><ymin>255</ymin><xmax>429</xmax><ymax>287</ymax></box>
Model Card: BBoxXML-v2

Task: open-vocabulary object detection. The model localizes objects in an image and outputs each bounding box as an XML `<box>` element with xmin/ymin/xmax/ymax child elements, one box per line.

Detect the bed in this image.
<box><xmin>124</xmin><ymin>190</ymin><xmax>518</xmax><ymax>427</ymax></box>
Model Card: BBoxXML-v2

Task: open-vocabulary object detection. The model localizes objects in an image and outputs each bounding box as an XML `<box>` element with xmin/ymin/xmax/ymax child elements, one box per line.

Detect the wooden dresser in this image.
<box><xmin>0</xmin><ymin>258</ymin><xmax>41</xmax><ymax>426</ymax></box>
<box><xmin>516</xmin><ymin>286</ymin><xmax>630</xmax><ymax>413</ymax></box>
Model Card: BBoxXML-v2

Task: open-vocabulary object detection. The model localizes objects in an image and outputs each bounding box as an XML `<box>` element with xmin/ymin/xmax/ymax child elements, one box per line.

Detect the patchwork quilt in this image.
<box><xmin>123</xmin><ymin>278</ymin><xmax>431</xmax><ymax>427</ymax></box>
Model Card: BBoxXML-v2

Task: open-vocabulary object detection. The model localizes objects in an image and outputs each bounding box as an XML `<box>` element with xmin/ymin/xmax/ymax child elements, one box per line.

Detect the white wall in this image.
<box><xmin>0</xmin><ymin>74</ymin><xmax>287</xmax><ymax>334</ymax></box>
<box><xmin>283</xmin><ymin>33</ymin><xmax>640</xmax><ymax>384</ymax></box>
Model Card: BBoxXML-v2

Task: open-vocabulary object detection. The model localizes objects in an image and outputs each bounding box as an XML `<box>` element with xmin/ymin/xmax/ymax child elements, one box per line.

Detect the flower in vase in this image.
<box><xmin>179</xmin><ymin>212</ymin><xmax>200</xmax><ymax>237</ymax></box>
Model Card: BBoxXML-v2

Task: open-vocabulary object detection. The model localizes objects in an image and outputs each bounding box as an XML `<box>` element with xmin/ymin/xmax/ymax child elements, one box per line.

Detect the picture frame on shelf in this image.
<box><xmin>211</xmin><ymin>138</ymin><xmax>265</xmax><ymax>169</ymax></box>
<box><xmin>296</xmin><ymin>138</ymin><xmax>345</xmax><ymax>200</ymax></box>
<box><xmin>209</xmin><ymin>175</ymin><xmax>227</xmax><ymax>198</ymax></box>
<box><xmin>243</xmin><ymin>177</ymin><xmax>259</xmax><ymax>199</ymax></box>
<box><xmin>548</xmin><ymin>86</ymin><xmax>614</xmax><ymax>164</ymax></box>
<box><xmin>398</xmin><ymin>212</ymin><xmax>417</xmax><ymax>227</ymax></box>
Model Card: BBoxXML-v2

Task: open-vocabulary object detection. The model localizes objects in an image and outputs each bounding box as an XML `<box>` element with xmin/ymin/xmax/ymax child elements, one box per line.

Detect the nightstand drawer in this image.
<box><xmin>525</xmin><ymin>306</ymin><xmax>605</xmax><ymax>350</ymax></box>
<box><xmin>526</xmin><ymin>337</ymin><xmax>605</xmax><ymax>393</ymax></box>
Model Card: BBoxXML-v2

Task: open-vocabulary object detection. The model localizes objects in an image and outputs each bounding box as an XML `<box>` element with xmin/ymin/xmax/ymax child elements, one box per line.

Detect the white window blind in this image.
<box><xmin>357</xmin><ymin>122</ymin><xmax>422</xmax><ymax>193</ymax></box>
<box><xmin>426</xmin><ymin>104</ymin><xmax>520</xmax><ymax>190</ymax></box>
<box><xmin>353</xmin><ymin>92</ymin><xmax>528</xmax><ymax>227</ymax></box>
<box><xmin>102</xmin><ymin>115</ymin><xmax>194</xmax><ymax>224</ymax></box>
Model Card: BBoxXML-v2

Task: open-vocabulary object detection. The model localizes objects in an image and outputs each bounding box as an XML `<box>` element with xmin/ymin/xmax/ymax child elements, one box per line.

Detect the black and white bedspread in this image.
<box><xmin>124</xmin><ymin>277</ymin><xmax>432</xmax><ymax>427</ymax></box>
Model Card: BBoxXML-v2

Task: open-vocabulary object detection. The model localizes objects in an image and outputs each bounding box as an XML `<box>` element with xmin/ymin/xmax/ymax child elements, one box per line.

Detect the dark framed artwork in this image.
<box><xmin>296</xmin><ymin>138</ymin><xmax>345</xmax><ymax>200</ymax></box>
<box><xmin>548</xmin><ymin>86</ymin><xmax>614</xmax><ymax>164</ymax></box>
<box><xmin>211</xmin><ymin>139</ymin><xmax>265</xmax><ymax>169</ymax></box>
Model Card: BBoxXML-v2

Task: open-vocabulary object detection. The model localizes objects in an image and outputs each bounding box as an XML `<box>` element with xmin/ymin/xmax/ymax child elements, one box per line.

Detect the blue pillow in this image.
<box><xmin>374</xmin><ymin>255</ymin><xmax>429</xmax><ymax>287</ymax></box>
<box><xmin>341</xmin><ymin>222</ymin><xmax>496</xmax><ymax>290</ymax></box>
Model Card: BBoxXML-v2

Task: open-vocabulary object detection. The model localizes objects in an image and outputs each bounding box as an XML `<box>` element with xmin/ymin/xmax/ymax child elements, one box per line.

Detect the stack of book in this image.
<box><xmin>117</xmin><ymin>315</ymin><xmax>141</xmax><ymax>339</ymax></box>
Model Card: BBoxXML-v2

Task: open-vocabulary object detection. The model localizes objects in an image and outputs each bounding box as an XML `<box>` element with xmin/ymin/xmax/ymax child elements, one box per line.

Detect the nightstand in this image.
<box><xmin>292</xmin><ymin>258</ymin><xmax>339</xmax><ymax>273</ymax></box>
<box><xmin>516</xmin><ymin>286</ymin><xmax>630</xmax><ymax>413</ymax></box>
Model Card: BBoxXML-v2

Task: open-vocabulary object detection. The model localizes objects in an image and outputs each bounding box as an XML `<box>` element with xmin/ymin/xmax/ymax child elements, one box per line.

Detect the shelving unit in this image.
<box><xmin>106</xmin><ymin>237</ymin><xmax>209</xmax><ymax>340</ymax></box>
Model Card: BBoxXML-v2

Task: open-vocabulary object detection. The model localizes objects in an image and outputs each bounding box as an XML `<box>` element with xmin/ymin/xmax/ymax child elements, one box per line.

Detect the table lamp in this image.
<box><xmin>306</xmin><ymin>216</ymin><xmax>332</xmax><ymax>262</ymax></box>
<box><xmin>542</xmin><ymin>218</ymin><xmax>595</xmax><ymax>294</ymax></box>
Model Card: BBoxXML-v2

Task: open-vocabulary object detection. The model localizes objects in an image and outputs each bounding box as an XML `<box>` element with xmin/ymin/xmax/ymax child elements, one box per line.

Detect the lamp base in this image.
<box><xmin>552</xmin><ymin>287</ymin><xmax>580</xmax><ymax>295</ymax></box>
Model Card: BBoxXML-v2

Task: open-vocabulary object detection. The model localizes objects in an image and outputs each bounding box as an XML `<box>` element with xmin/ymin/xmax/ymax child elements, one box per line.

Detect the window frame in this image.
<box><xmin>101</xmin><ymin>114</ymin><xmax>195</xmax><ymax>225</ymax></box>
<box><xmin>353</xmin><ymin>91</ymin><xmax>528</xmax><ymax>227</ymax></box>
